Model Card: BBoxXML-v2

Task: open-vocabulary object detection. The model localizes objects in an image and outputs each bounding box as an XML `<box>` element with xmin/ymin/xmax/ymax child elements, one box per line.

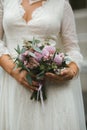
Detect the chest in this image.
<box><xmin>20</xmin><ymin>0</ymin><xmax>42</xmax><ymax>23</ymax></box>
<box><xmin>3</xmin><ymin>0</ymin><xmax>65</xmax><ymax>35</ymax></box>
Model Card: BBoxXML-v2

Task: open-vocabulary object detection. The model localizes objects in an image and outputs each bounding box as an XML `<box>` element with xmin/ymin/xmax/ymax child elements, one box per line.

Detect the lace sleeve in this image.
<box><xmin>61</xmin><ymin>1</ymin><xmax>83</xmax><ymax>69</ymax></box>
<box><xmin>0</xmin><ymin>0</ymin><xmax>10</xmax><ymax>57</ymax></box>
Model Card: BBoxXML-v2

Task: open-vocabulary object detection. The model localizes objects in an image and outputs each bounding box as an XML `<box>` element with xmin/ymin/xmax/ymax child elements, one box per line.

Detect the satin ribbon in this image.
<box><xmin>37</xmin><ymin>82</ymin><xmax>45</xmax><ymax>112</ymax></box>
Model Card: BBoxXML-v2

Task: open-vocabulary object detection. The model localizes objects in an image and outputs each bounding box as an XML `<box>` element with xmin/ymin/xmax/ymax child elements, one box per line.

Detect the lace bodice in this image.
<box><xmin>0</xmin><ymin>0</ymin><xmax>83</xmax><ymax>68</ymax></box>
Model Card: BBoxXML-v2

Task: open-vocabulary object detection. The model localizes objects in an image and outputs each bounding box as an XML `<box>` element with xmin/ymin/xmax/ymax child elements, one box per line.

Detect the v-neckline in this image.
<box><xmin>19</xmin><ymin>0</ymin><xmax>48</xmax><ymax>25</ymax></box>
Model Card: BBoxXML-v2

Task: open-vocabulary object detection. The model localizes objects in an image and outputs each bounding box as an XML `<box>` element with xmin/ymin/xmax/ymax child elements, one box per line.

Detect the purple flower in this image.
<box><xmin>24</xmin><ymin>60</ymin><xmax>28</xmax><ymax>66</ymax></box>
<box><xmin>18</xmin><ymin>54</ymin><xmax>25</xmax><ymax>62</ymax></box>
<box><xmin>26</xmin><ymin>57</ymin><xmax>40</xmax><ymax>69</ymax></box>
<box><xmin>42</xmin><ymin>45</ymin><xmax>56</xmax><ymax>60</ymax></box>
<box><xmin>23</xmin><ymin>50</ymin><xmax>29</xmax><ymax>56</ymax></box>
<box><xmin>44</xmin><ymin>45</ymin><xmax>56</xmax><ymax>54</ymax></box>
<box><xmin>42</xmin><ymin>49</ymin><xmax>48</xmax><ymax>56</ymax></box>
<box><xmin>42</xmin><ymin>49</ymin><xmax>49</xmax><ymax>60</ymax></box>
<box><xmin>34</xmin><ymin>52</ymin><xmax>42</xmax><ymax>61</ymax></box>
<box><xmin>54</xmin><ymin>53</ymin><xmax>64</xmax><ymax>66</ymax></box>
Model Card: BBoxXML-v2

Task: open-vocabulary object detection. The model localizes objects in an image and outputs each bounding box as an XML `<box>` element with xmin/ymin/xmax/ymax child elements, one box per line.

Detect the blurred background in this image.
<box><xmin>69</xmin><ymin>0</ymin><xmax>87</xmax><ymax>127</ymax></box>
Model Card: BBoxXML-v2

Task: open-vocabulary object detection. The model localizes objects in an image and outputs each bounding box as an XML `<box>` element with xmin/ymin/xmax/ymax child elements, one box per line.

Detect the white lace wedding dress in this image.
<box><xmin>0</xmin><ymin>0</ymin><xmax>86</xmax><ymax>130</ymax></box>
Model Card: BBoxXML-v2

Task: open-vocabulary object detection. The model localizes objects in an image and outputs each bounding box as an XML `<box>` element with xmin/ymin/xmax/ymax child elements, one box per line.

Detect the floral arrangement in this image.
<box><xmin>14</xmin><ymin>38</ymin><xmax>69</xmax><ymax>102</ymax></box>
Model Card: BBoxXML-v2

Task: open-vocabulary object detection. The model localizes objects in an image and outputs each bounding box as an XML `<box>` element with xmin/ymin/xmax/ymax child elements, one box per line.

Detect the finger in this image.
<box><xmin>46</xmin><ymin>72</ymin><xmax>61</xmax><ymax>80</ymax></box>
<box><xmin>63</xmin><ymin>76</ymin><xmax>73</xmax><ymax>80</ymax></box>
<box><xmin>20</xmin><ymin>70</ymin><xmax>28</xmax><ymax>76</ymax></box>
<box><xmin>60</xmin><ymin>69</ymin><xmax>69</xmax><ymax>76</ymax></box>
<box><xmin>32</xmin><ymin>81</ymin><xmax>39</xmax><ymax>86</ymax></box>
<box><xmin>45</xmin><ymin>72</ymin><xmax>56</xmax><ymax>78</ymax></box>
<box><xmin>61</xmin><ymin>73</ymin><xmax>74</xmax><ymax>80</ymax></box>
<box><xmin>45</xmin><ymin>72</ymin><xmax>72</xmax><ymax>81</ymax></box>
<box><xmin>24</xmin><ymin>76</ymin><xmax>39</xmax><ymax>87</ymax></box>
<box><xmin>22</xmin><ymin>80</ymin><xmax>38</xmax><ymax>91</ymax></box>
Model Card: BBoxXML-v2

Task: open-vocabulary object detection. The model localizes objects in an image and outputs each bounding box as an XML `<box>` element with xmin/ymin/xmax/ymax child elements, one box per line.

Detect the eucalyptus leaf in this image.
<box><xmin>34</xmin><ymin>39</ymin><xmax>40</xmax><ymax>44</ymax></box>
<box><xmin>37</xmin><ymin>75</ymin><xmax>44</xmax><ymax>80</ymax></box>
<box><xmin>22</xmin><ymin>65</ymin><xmax>30</xmax><ymax>72</ymax></box>
<box><xmin>32</xmin><ymin>37</ymin><xmax>35</xmax><ymax>46</ymax></box>
<box><xmin>21</xmin><ymin>47</ymin><xmax>26</xmax><ymax>53</ymax></box>
<box><xmin>26</xmin><ymin>74</ymin><xmax>32</xmax><ymax>85</ymax></box>
<box><xmin>15</xmin><ymin>45</ymin><xmax>22</xmax><ymax>54</ymax></box>
<box><xmin>17</xmin><ymin>45</ymin><xmax>20</xmax><ymax>51</ymax></box>
<box><xmin>28</xmin><ymin>52</ymin><xmax>36</xmax><ymax>58</ymax></box>
<box><xmin>32</xmin><ymin>46</ymin><xmax>42</xmax><ymax>53</ymax></box>
<box><xmin>15</xmin><ymin>48</ymin><xmax>20</xmax><ymax>54</ymax></box>
<box><xmin>64</xmin><ymin>57</ymin><xmax>71</xmax><ymax>62</ymax></box>
<box><xmin>36</xmin><ymin>70</ymin><xmax>45</xmax><ymax>77</ymax></box>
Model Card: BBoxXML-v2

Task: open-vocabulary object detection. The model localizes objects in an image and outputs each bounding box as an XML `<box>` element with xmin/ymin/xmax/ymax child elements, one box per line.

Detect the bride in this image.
<box><xmin>0</xmin><ymin>0</ymin><xmax>86</xmax><ymax>130</ymax></box>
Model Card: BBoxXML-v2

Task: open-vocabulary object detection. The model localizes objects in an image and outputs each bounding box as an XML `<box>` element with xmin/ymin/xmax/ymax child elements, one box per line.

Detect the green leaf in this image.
<box><xmin>17</xmin><ymin>45</ymin><xmax>20</xmax><ymax>51</ymax></box>
<box><xmin>34</xmin><ymin>39</ymin><xmax>40</xmax><ymax>44</ymax></box>
<box><xmin>26</xmin><ymin>74</ymin><xmax>32</xmax><ymax>85</ymax></box>
<box><xmin>52</xmin><ymin>63</ymin><xmax>57</xmax><ymax>69</ymax></box>
<box><xmin>40</xmin><ymin>64</ymin><xmax>45</xmax><ymax>70</ymax></box>
<box><xmin>28</xmin><ymin>51</ymin><xmax>36</xmax><ymax>58</ymax></box>
<box><xmin>36</xmin><ymin>70</ymin><xmax>45</xmax><ymax>78</ymax></box>
<box><xmin>15</xmin><ymin>45</ymin><xmax>21</xmax><ymax>54</ymax></box>
<box><xmin>24</xmin><ymin>66</ymin><xmax>30</xmax><ymax>72</ymax></box>
<box><xmin>20</xmin><ymin>47</ymin><xmax>26</xmax><ymax>53</ymax></box>
<box><xmin>32</xmin><ymin>37</ymin><xmax>35</xmax><ymax>46</ymax></box>
<box><xmin>15</xmin><ymin>49</ymin><xmax>20</xmax><ymax>54</ymax></box>
<box><xmin>37</xmin><ymin>75</ymin><xmax>44</xmax><ymax>80</ymax></box>
<box><xmin>56</xmin><ymin>48</ymin><xmax>61</xmax><ymax>53</ymax></box>
<box><xmin>32</xmin><ymin>46</ymin><xmax>42</xmax><ymax>53</ymax></box>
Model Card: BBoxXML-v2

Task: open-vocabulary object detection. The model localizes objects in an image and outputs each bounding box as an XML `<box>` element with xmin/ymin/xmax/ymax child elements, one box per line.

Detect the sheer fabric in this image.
<box><xmin>0</xmin><ymin>0</ymin><xmax>86</xmax><ymax>130</ymax></box>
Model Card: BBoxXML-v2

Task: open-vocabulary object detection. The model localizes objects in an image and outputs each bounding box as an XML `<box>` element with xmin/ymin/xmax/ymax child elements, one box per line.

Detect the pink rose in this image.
<box><xmin>54</xmin><ymin>53</ymin><xmax>64</xmax><ymax>66</ymax></box>
<box><xmin>26</xmin><ymin>57</ymin><xmax>39</xmax><ymax>69</ymax></box>
<box><xmin>42</xmin><ymin>46</ymin><xmax>56</xmax><ymax>60</ymax></box>
<box><xmin>44</xmin><ymin>45</ymin><xmax>56</xmax><ymax>55</ymax></box>
<box><xmin>24</xmin><ymin>60</ymin><xmax>28</xmax><ymax>66</ymax></box>
<box><xmin>23</xmin><ymin>50</ymin><xmax>29</xmax><ymax>56</ymax></box>
<box><xmin>34</xmin><ymin>52</ymin><xmax>42</xmax><ymax>61</ymax></box>
<box><xmin>42</xmin><ymin>48</ymin><xmax>50</xmax><ymax>60</ymax></box>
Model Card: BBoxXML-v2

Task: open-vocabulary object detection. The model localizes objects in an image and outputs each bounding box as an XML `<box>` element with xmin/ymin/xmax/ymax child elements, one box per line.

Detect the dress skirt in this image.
<box><xmin>0</xmin><ymin>69</ymin><xmax>86</xmax><ymax>130</ymax></box>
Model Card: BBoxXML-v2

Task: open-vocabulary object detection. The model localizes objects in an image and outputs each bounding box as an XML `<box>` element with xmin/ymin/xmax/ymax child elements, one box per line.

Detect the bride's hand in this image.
<box><xmin>11</xmin><ymin>68</ymin><xmax>38</xmax><ymax>91</ymax></box>
<box><xmin>45</xmin><ymin>68</ymin><xmax>74</xmax><ymax>81</ymax></box>
<box><xmin>45</xmin><ymin>62</ymin><xmax>79</xmax><ymax>81</ymax></box>
<box><xmin>0</xmin><ymin>55</ymin><xmax>38</xmax><ymax>91</ymax></box>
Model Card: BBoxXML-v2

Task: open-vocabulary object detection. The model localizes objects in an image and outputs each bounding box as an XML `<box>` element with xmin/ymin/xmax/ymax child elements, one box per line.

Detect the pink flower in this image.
<box><xmin>42</xmin><ymin>49</ymin><xmax>49</xmax><ymax>59</ymax></box>
<box><xmin>23</xmin><ymin>50</ymin><xmax>29</xmax><ymax>56</ymax></box>
<box><xmin>24</xmin><ymin>60</ymin><xmax>28</xmax><ymax>66</ymax></box>
<box><xmin>34</xmin><ymin>52</ymin><xmax>43</xmax><ymax>61</ymax></box>
<box><xmin>54</xmin><ymin>53</ymin><xmax>64</xmax><ymax>66</ymax></box>
<box><xmin>26</xmin><ymin>57</ymin><xmax>39</xmax><ymax>69</ymax></box>
<box><xmin>18</xmin><ymin>54</ymin><xmax>25</xmax><ymax>62</ymax></box>
<box><xmin>44</xmin><ymin>45</ymin><xmax>56</xmax><ymax>54</ymax></box>
<box><xmin>42</xmin><ymin>46</ymin><xmax>56</xmax><ymax>60</ymax></box>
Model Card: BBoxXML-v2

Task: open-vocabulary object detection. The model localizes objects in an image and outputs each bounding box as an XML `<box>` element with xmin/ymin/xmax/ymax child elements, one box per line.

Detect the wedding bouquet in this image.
<box><xmin>14</xmin><ymin>38</ymin><xmax>69</xmax><ymax>102</ymax></box>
